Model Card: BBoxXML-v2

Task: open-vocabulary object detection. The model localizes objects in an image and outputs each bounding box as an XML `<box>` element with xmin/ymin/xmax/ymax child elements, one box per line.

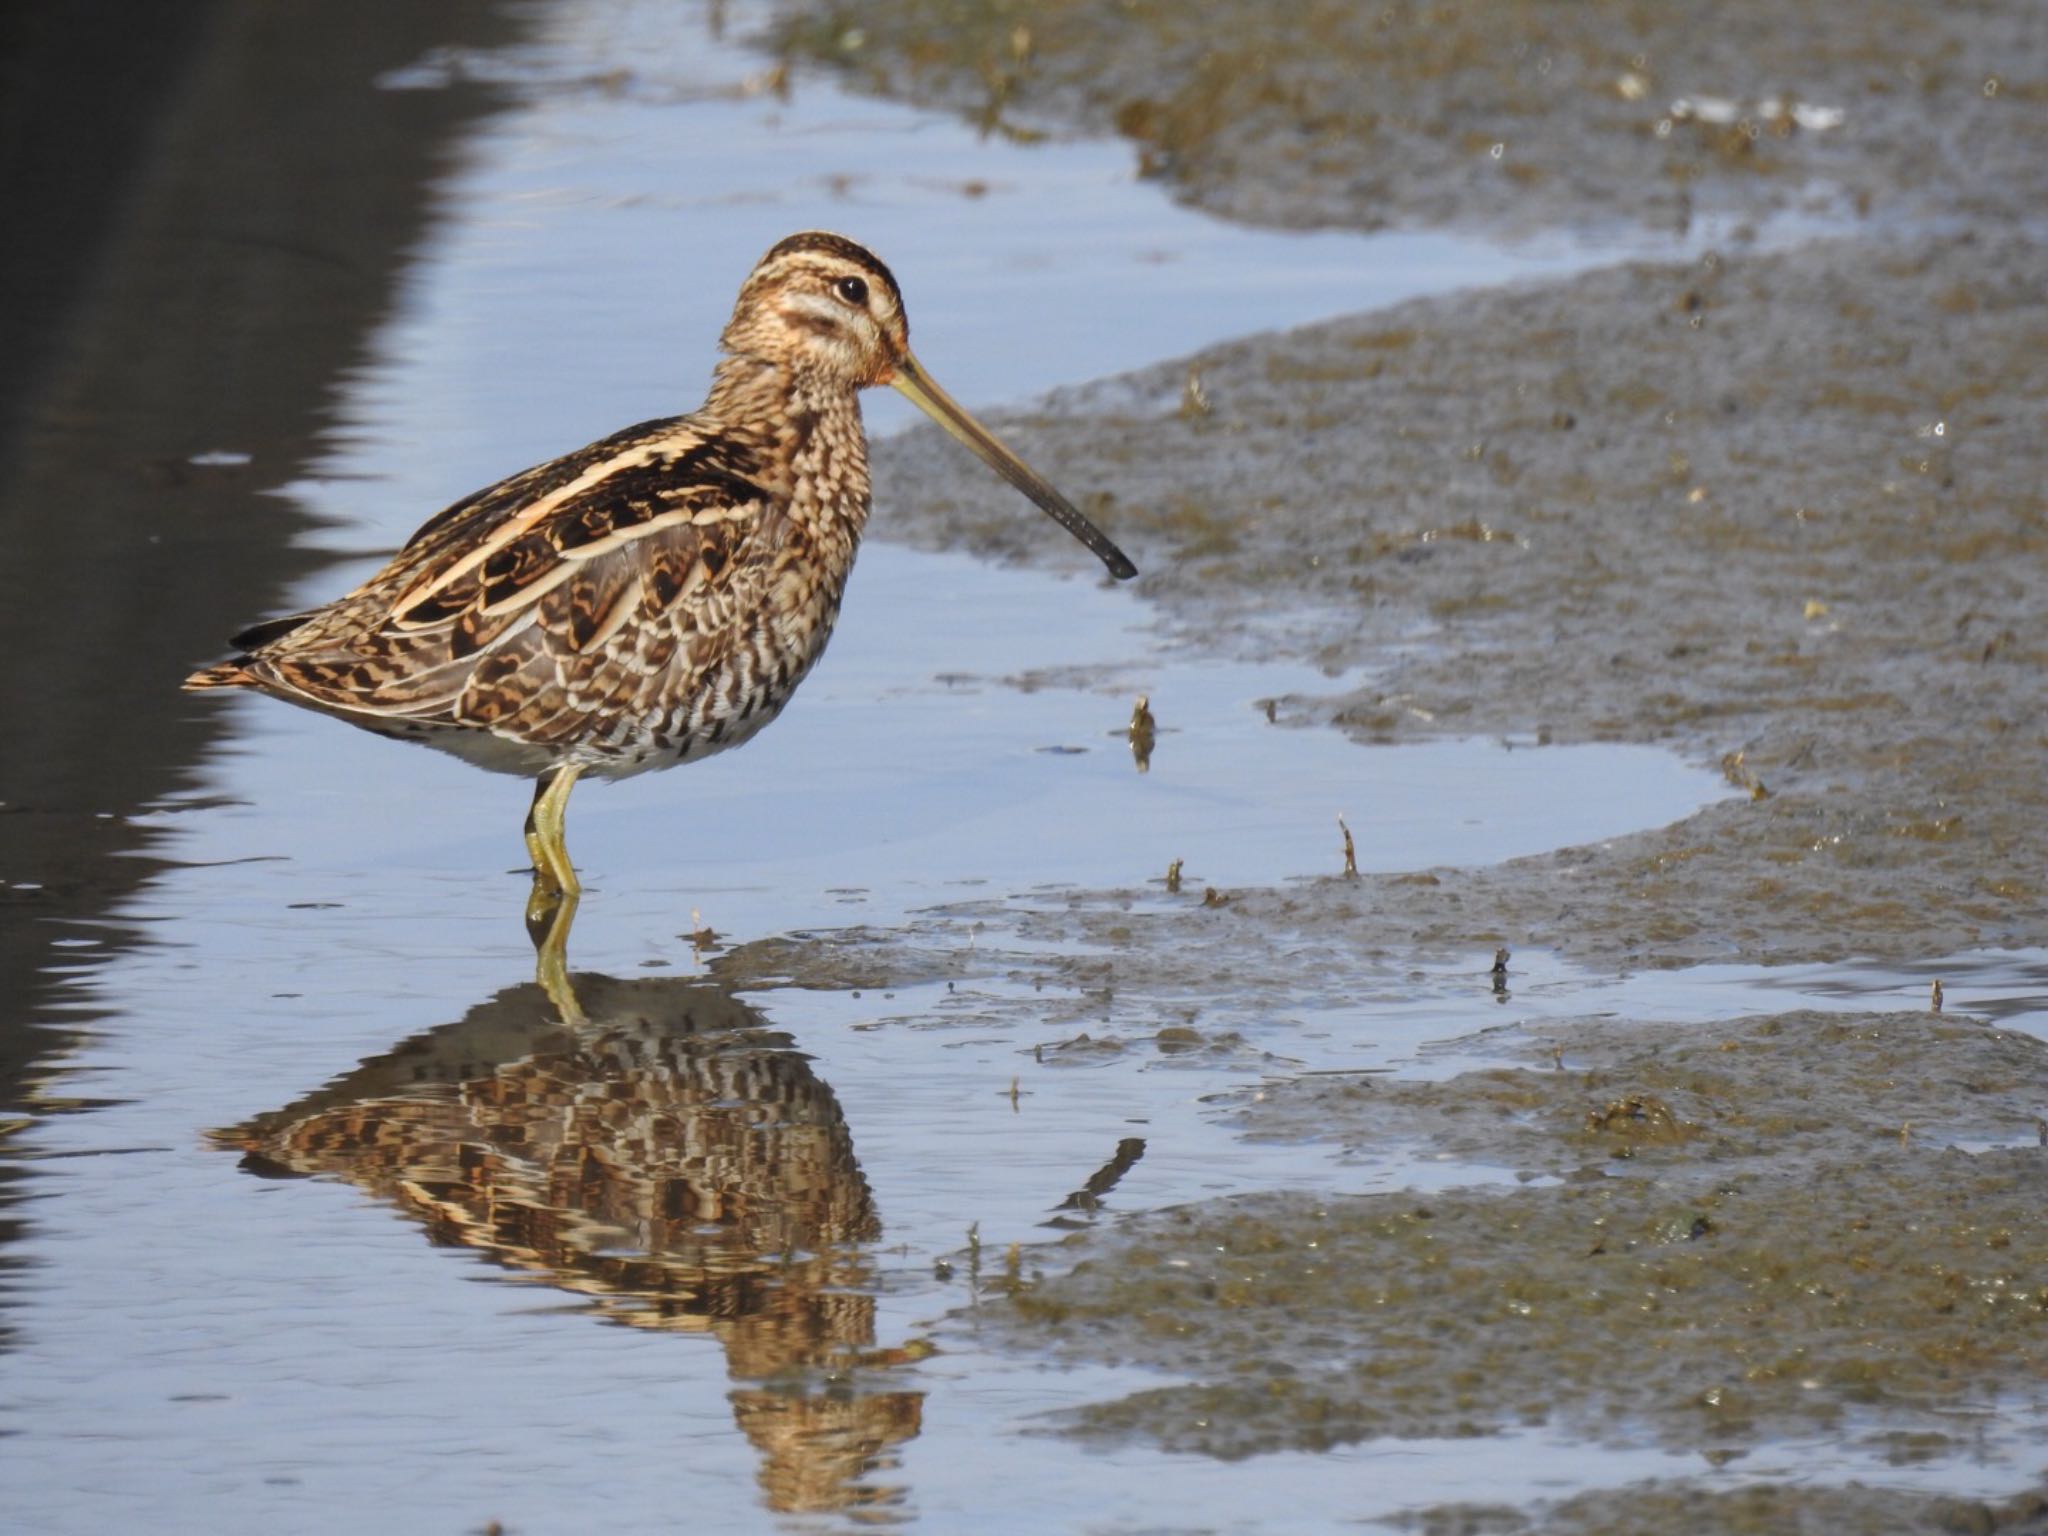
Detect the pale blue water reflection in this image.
<box><xmin>1</xmin><ymin>2</ymin><xmax>1984</xmax><ymax>1533</ymax></box>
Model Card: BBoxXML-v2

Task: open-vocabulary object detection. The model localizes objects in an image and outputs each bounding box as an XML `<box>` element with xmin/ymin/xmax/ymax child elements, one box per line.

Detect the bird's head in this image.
<box><xmin>722</xmin><ymin>231</ymin><xmax>1137</xmax><ymax>580</ymax></box>
<box><xmin>722</xmin><ymin>231</ymin><xmax>909</xmax><ymax>388</ymax></box>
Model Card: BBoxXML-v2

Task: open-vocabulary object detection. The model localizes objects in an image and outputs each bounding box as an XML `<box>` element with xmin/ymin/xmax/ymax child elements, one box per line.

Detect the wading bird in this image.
<box><xmin>187</xmin><ymin>231</ymin><xmax>1136</xmax><ymax>910</ymax></box>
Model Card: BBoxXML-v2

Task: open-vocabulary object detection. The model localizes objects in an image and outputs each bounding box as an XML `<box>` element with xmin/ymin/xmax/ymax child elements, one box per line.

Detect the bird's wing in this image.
<box><xmin>245</xmin><ymin>416</ymin><xmax>781</xmax><ymax>720</ymax></box>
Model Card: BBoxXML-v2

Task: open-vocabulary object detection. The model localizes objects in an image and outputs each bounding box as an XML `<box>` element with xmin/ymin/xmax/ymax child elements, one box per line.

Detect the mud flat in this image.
<box><xmin>871</xmin><ymin>224</ymin><xmax>2048</xmax><ymax>1524</ymax></box>
<box><xmin>964</xmin><ymin>1013</ymin><xmax>2048</xmax><ymax>1461</ymax></box>
<box><xmin>763</xmin><ymin>0</ymin><xmax>2047</xmax><ymax>973</ymax></box>
<box><xmin>868</xmin><ymin>228</ymin><xmax>2048</xmax><ymax>975</ymax></box>
<box><xmin>761</xmin><ymin>1</ymin><xmax>2048</xmax><ymax>1520</ymax></box>
<box><xmin>771</xmin><ymin>0</ymin><xmax>2045</xmax><ymax>235</ymax></box>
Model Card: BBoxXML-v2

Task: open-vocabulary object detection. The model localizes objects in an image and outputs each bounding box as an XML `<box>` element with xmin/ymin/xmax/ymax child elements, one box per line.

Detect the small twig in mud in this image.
<box><xmin>1052</xmin><ymin>1136</ymin><xmax>1148</xmax><ymax>1217</ymax></box>
<box><xmin>1338</xmin><ymin>814</ymin><xmax>1358</xmax><ymax>877</ymax></box>
<box><xmin>1930</xmin><ymin>979</ymin><xmax>1944</xmax><ymax>1013</ymax></box>
<box><xmin>963</xmin><ymin>1221</ymin><xmax>984</xmax><ymax>1303</ymax></box>
<box><xmin>687</xmin><ymin>908</ymin><xmax>719</xmax><ymax>955</ymax></box>
<box><xmin>1128</xmin><ymin>694</ymin><xmax>1156</xmax><ymax>773</ymax></box>
<box><xmin>1165</xmin><ymin>857</ymin><xmax>1184</xmax><ymax>894</ymax></box>
<box><xmin>1720</xmin><ymin>749</ymin><xmax>1770</xmax><ymax>800</ymax></box>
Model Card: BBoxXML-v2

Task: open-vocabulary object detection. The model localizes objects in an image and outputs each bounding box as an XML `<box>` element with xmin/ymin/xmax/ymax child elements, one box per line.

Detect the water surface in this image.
<box><xmin>4</xmin><ymin>3</ymin><xmax>2011</xmax><ymax>1533</ymax></box>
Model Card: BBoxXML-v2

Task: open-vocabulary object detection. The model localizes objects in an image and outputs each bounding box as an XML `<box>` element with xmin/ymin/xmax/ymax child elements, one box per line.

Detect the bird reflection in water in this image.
<box><xmin>212</xmin><ymin>897</ymin><xmax>921</xmax><ymax>1520</ymax></box>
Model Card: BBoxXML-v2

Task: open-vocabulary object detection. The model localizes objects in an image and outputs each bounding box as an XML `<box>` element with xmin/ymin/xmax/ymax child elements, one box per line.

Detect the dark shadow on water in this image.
<box><xmin>213</xmin><ymin>902</ymin><xmax>925</xmax><ymax>1521</ymax></box>
<box><xmin>0</xmin><ymin>0</ymin><xmax>531</xmax><ymax>1339</ymax></box>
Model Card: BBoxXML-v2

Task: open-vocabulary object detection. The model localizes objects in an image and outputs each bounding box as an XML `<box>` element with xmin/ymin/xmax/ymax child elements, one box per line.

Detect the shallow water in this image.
<box><xmin>173</xmin><ymin>543</ymin><xmax>1730</xmax><ymax>931</ymax></box>
<box><xmin>16</xmin><ymin>901</ymin><xmax>2046</xmax><ymax>1533</ymax></box>
<box><xmin>4</xmin><ymin>2</ymin><xmax>2029</xmax><ymax>1533</ymax></box>
<box><xmin>303</xmin><ymin>0</ymin><xmax>1821</xmax><ymax>542</ymax></box>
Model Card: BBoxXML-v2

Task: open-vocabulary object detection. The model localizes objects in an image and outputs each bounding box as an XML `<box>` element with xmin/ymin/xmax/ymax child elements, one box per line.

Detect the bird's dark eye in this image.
<box><xmin>834</xmin><ymin>275</ymin><xmax>869</xmax><ymax>307</ymax></box>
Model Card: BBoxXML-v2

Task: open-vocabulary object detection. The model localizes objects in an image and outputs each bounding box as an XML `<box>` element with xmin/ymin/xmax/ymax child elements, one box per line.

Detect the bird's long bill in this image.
<box><xmin>891</xmin><ymin>353</ymin><xmax>1138</xmax><ymax>580</ymax></box>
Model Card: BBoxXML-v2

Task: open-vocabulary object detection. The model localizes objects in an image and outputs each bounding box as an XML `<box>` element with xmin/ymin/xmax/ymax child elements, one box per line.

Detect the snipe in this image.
<box><xmin>186</xmin><ymin>231</ymin><xmax>1135</xmax><ymax>909</ymax></box>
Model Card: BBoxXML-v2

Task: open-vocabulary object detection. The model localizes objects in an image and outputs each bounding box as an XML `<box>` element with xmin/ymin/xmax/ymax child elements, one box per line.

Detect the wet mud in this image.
<box><xmin>868</xmin><ymin>228</ymin><xmax>2048</xmax><ymax>973</ymax></box>
<box><xmin>1394</xmin><ymin>1481</ymin><xmax>2048</xmax><ymax>1536</ymax></box>
<box><xmin>958</xmin><ymin>1012</ymin><xmax>2048</xmax><ymax>1460</ymax></box>
<box><xmin>7</xmin><ymin>0</ymin><xmax>2038</xmax><ymax>1525</ymax></box>
<box><xmin>1242</xmin><ymin>1008</ymin><xmax>2048</xmax><ymax>1176</ymax></box>
<box><xmin>771</xmin><ymin>0</ymin><xmax>2046</xmax><ymax>237</ymax></box>
<box><xmin>765</xmin><ymin>0</ymin><xmax>2048</xmax><ymax>1514</ymax></box>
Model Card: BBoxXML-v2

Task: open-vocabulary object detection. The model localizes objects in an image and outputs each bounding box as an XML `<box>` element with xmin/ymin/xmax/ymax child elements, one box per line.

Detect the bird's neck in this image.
<box><xmin>705</xmin><ymin>355</ymin><xmax>872</xmax><ymax>539</ymax></box>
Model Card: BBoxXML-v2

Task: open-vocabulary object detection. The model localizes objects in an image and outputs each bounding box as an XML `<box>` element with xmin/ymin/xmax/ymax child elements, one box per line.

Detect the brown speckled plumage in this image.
<box><xmin>186</xmin><ymin>231</ymin><xmax>1135</xmax><ymax>897</ymax></box>
<box><xmin>213</xmin><ymin>972</ymin><xmax>925</xmax><ymax>1514</ymax></box>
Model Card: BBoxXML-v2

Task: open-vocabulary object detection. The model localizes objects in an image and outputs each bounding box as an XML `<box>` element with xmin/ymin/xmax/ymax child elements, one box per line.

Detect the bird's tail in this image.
<box><xmin>186</xmin><ymin>609</ymin><xmax>319</xmax><ymax>691</ymax></box>
<box><xmin>184</xmin><ymin>659</ymin><xmax>259</xmax><ymax>691</ymax></box>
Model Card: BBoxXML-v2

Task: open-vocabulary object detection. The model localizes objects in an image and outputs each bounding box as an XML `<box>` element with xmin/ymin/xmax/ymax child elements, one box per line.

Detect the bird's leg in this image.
<box><xmin>537</xmin><ymin>763</ymin><xmax>585</xmax><ymax>893</ymax></box>
<box><xmin>523</xmin><ymin>777</ymin><xmax>550</xmax><ymax>885</ymax></box>
<box><xmin>522</xmin><ymin>769</ymin><xmax>583</xmax><ymax>1021</ymax></box>
<box><xmin>523</xmin><ymin>765</ymin><xmax>585</xmax><ymax>913</ymax></box>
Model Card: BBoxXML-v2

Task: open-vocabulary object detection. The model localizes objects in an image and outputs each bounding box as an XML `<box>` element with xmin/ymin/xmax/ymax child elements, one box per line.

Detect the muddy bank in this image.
<box><xmin>1397</xmin><ymin>1480</ymin><xmax>2048</xmax><ymax>1536</ymax></box>
<box><xmin>836</xmin><ymin>225</ymin><xmax>2048</xmax><ymax>1508</ymax></box>
<box><xmin>770</xmin><ymin>0</ymin><xmax>2044</xmax><ymax>236</ymax></box>
<box><xmin>860</xmin><ymin>228</ymin><xmax>2047</xmax><ymax>972</ymax></box>
<box><xmin>752</xmin><ymin>0</ymin><xmax>2048</xmax><ymax>1511</ymax></box>
<box><xmin>1239</xmin><ymin>1007</ymin><xmax>2048</xmax><ymax>1176</ymax></box>
<box><xmin>950</xmin><ymin>1010</ymin><xmax>2048</xmax><ymax>1473</ymax></box>
<box><xmin>763</xmin><ymin>0</ymin><xmax>2048</xmax><ymax>972</ymax></box>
